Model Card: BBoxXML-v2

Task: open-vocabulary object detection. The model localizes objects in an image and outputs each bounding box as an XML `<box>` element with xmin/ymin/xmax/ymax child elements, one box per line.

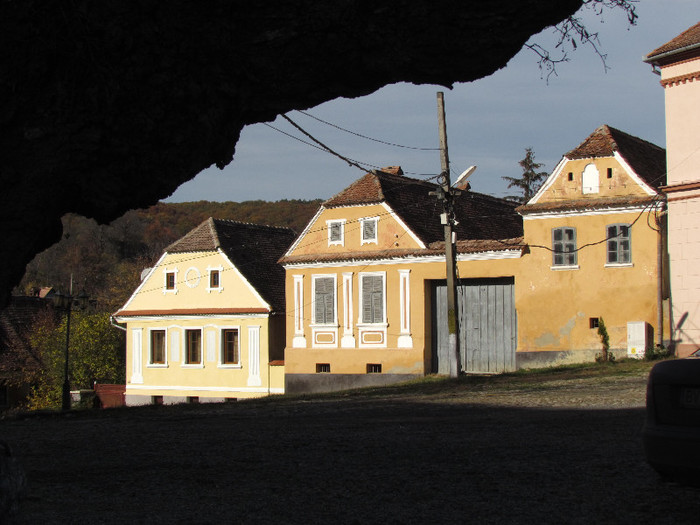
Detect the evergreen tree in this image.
<box><xmin>502</xmin><ymin>148</ymin><xmax>548</xmax><ymax>203</ymax></box>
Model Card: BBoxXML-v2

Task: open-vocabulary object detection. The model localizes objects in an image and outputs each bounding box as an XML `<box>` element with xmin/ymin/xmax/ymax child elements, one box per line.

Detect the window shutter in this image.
<box><xmin>362</xmin><ymin>275</ymin><xmax>384</xmax><ymax>323</ymax></box>
<box><xmin>362</xmin><ymin>219</ymin><xmax>376</xmax><ymax>241</ymax></box>
<box><xmin>314</xmin><ymin>277</ymin><xmax>334</xmax><ymax>324</ymax></box>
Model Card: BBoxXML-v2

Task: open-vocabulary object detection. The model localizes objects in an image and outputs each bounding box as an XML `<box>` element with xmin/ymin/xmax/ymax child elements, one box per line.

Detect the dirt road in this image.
<box><xmin>3</xmin><ymin>364</ymin><xmax>699</xmax><ymax>524</ymax></box>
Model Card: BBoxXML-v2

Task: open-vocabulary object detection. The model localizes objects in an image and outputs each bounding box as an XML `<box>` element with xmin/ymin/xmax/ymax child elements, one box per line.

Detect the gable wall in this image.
<box><xmin>123</xmin><ymin>251</ymin><xmax>267</xmax><ymax>312</ymax></box>
<box><xmin>287</xmin><ymin>204</ymin><xmax>424</xmax><ymax>258</ymax></box>
<box><xmin>537</xmin><ymin>157</ymin><xmax>651</xmax><ymax>204</ymax></box>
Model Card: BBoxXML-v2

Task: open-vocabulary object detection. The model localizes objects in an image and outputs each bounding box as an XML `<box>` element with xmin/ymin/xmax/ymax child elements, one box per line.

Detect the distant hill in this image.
<box><xmin>17</xmin><ymin>199</ymin><xmax>322</xmax><ymax>310</ymax></box>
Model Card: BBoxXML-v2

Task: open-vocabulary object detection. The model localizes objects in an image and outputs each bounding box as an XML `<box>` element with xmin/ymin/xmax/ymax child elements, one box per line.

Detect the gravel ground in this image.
<box><xmin>2</xmin><ymin>364</ymin><xmax>700</xmax><ymax>524</ymax></box>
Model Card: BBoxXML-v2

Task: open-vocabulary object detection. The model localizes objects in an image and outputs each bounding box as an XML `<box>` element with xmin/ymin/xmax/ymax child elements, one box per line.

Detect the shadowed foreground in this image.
<box><xmin>3</xmin><ymin>372</ymin><xmax>699</xmax><ymax>523</ymax></box>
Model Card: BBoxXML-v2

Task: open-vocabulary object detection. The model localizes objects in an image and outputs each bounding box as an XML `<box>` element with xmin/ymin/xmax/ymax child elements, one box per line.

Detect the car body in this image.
<box><xmin>643</xmin><ymin>350</ymin><xmax>700</xmax><ymax>477</ymax></box>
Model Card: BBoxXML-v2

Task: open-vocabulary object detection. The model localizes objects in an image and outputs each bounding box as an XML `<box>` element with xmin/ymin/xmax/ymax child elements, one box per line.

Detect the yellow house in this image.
<box><xmin>113</xmin><ymin>218</ymin><xmax>296</xmax><ymax>405</ymax></box>
<box><xmin>516</xmin><ymin>125</ymin><xmax>668</xmax><ymax>365</ymax></box>
<box><xmin>280</xmin><ymin>167</ymin><xmax>524</xmax><ymax>393</ymax></box>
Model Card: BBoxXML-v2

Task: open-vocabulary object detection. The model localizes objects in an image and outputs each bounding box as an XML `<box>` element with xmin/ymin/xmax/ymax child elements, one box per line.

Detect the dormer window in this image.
<box><xmin>360</xmin><ymin>217</ymin><xmax>378</xmax><ymax>245</ymax></box>
<box><xmin>327</xmin><ymin>219</ymin><xmax>345</xmax><ymax>246</ymax></box>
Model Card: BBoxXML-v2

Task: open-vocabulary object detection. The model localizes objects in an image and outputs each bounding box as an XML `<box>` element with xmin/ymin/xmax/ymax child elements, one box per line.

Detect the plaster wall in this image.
<box><xmin>662</xmin><ymin>61</ymin><xmax>700</xmax><ymax>185</ymax></box>
<box><xmin>518</xmin><ymin>210</ymin><xmax>663</xmax><ymax>354</ymax></box>
<box><xmin>667</xmin><ymin>192</ymin><xmax>700</xmax><ymax>354</ymax></box>
<box><xmin>124</xmin><ymin>316</ymin><xmax>283</xmax><ymax>401</ymax></box>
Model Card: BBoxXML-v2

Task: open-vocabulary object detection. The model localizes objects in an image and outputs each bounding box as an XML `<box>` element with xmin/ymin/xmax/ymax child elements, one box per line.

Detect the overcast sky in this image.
<box><xmin>165</xmin><ymin>1</ymin><xmax>700</xmax><ymax>204</ymax></box>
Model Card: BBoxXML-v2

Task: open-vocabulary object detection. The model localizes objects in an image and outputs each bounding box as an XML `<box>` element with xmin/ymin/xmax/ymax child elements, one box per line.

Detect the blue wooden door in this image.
<box><xmin>432</xmin><ymin>278</ymin><xmax>516</xmax><ymax>374</ymax></box>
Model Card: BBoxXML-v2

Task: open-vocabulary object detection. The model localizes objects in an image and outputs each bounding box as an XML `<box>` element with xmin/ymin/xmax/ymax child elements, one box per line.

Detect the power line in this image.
<box><xmin>296</xmin><ymin>110</ymin><xmax>440</xmax><ymax>151</ymax></box>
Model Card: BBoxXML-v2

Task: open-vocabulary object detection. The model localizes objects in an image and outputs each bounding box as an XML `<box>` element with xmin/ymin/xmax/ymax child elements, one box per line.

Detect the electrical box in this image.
<box><xmin>627</xmin><ymin>321</ymin><xmax>653</xmax><ymax>359</ymax></box>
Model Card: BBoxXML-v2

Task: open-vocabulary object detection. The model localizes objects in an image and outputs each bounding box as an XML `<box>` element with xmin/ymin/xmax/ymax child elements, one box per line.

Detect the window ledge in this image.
<box><xmin>310</xmin><ymin>323</ymin><xmax>340</xmax><ymax>328</ymax></box>
<box><xmin>550</xmin><ymin>265</ymin><xmax>580</xmax><ymax>271</ymax></box>
<box><xmin>181</xmin><ymin>364</ymin><xmax>204</xmax><ymax>369</ymax></box>
<box><xmin>604</xmin><ymin>263</ymin><xmax>633</xmax><ymax>268</ymax></box>
<box><xmin>218</xmin><ymin>364</ymin><xmax>242</xmax><ymax>369</ymax></box>
<box><xmin>357</xmin><ymin>322</ymin><xmax>388</xmax><ymax>328</ymax></box>
<box><xmin>146</xmin><ymin>364</ymin><xmax>168</xmax><ymax>369</ymax></box>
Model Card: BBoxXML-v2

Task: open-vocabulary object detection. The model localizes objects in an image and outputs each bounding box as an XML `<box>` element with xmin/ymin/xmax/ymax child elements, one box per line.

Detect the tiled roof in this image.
<box><xmin>114</xmin><ymin>307</ymin><xmax>270</xmax><ymax>317</ymax></box>
<box><xmin>646</xmin><ymin>22</ymin><xmax>700</xmax><ymax>61</ymax></box>
<box><xmin>0</xmin><ymin>296</ymin><xmax>49</xmax><ymax>374</ymax></box>
<box><xmin>565</xmin><ymin>125</ymin><xmax>666</xmax><ymax>189</ymax></box>
<box><xmin>280</xmin><ymin>238</ymin><xmax>524</xmax><ymax>265</ymax></box>
<box><xmin>324</xmin><ymin>168</ymin><xmax>523</xmax><ymax>245</ymax></box>
<box><xmin>518</xmin><ymin>195</ymin><xmax>663</xmax><ymax>215</ymax></box>
<box><xmin>167</xmin><ymin>218</ymin><xmax>296</xmax><ymax>312</ymax></box>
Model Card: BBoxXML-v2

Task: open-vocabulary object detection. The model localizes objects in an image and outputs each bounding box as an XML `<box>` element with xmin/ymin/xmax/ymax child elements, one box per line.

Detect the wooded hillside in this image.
<box><xmin>17</xmin><ymin>200</ymin><xmax>321</xmax><ymax>311</ymax></box>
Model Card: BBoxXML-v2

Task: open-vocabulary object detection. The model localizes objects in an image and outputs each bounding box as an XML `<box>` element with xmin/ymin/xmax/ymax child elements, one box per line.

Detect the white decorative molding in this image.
<box><xmin>341</xmin><ymin>272</ymin><xmax>355</xmax><ymax>347</ymax></box>
<box><xmin>247</xmin><ymin>325</ymin><xmax>261</xmax><ymax>387</ymax></box>
<box><xmin>312</xmin><ymin>326</ymin><xmax>339</xmax><ymax>348</ymax></box>
<box><xmin>170</xmin><ymin>331</ymin><xmax>180</xmax><ymax>363</ymax></box>
<box><xmin>398</xmin><ymin>269</ymin><xmax>413</xmax><ymax>348</ymax></box>
<box><xmin>126</xmin><ymin>384</ymin><xmax>284</xmax><ymax>394</ymax></box>
<box><xmin>292</xmin><ymin>274</ymin><xmax>306</xmax><ymax>348</ymax></box>
<box><xmin>206</xmin><ymin>330</ymin><xmax>216</xmax><ymax>362</ymax></box>
<box><xmin>184</xmin><ymin>266</ymin><xmax>202</xmax><ymax>288</ymax></box>
<box><xmin>130</xmin><ymin>328</ymin><xmax>143</xmax><ymax>384</ymax></box>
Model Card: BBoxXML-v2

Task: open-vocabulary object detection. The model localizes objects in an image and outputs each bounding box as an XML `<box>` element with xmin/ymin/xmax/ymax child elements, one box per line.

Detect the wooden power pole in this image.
<box><xmin>434</xmin><ymin>92</ymin><xmax>461</xmax><ymax>377</ymax></box>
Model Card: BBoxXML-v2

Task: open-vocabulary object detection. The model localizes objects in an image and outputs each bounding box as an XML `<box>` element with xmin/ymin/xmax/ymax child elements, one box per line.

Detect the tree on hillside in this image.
<box><xmin>502</xmin><ymin>148</ymin><xmax>548</xmax><ymax>203</ymax></box>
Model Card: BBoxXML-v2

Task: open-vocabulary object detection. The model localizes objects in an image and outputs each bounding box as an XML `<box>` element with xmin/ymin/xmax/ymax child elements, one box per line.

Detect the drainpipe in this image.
<box><xmin>110</xmin><ymin>315</ymin><xmax>127</xmax><ymax>332</ymax></box>
<box><xmin>656</xmin><ymin>207</ymin><xmax>667</xmax><ymax>348</ymax></box>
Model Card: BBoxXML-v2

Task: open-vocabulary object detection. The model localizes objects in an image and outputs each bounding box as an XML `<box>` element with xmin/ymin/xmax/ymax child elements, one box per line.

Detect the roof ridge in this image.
<box><xmin>211</xmin><ymin>217</ymin><xmax>296</xmax><ymax>232</ymax></box>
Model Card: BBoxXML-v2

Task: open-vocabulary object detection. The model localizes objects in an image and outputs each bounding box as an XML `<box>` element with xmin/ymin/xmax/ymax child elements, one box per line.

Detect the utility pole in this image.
<box><xmin>433</xmin><ymin>92</ymin><xmax>461</xmax><ymax>377</ymax></box>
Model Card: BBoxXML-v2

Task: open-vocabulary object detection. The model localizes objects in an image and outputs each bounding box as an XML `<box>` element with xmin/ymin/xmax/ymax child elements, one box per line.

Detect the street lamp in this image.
<box><xmin>52</xmin><ymin>290</ymin><xmax>89</xmax><ymax>411</ymax></box>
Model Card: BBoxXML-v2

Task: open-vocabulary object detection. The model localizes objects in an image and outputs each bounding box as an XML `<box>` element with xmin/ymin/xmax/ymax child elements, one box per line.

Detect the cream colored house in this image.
<box><xmin>280</xmin><ymin>167</ymin><xmax>524</xmax><ymax>393</ymax></box>
<box><xmin>113</xmin><ymin>218</ymin><xmax>296</xmax><ymax>405</ymax></box>
<box><xmin>645</xmin><ymin>22</ymin><xmax>700</xmax><ymax>356</ymax></box>
<box><xmin>516</xmin><ymin>125</ymin><xmax>668</xmax><ymax>364</ymax></box>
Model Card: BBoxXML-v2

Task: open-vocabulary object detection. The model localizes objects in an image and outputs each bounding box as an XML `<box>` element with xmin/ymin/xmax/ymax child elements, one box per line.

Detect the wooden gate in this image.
<box><xmin>432</xmin><ymin>278</ymin><xmax>516</xmax><ymax>374</ymax></box>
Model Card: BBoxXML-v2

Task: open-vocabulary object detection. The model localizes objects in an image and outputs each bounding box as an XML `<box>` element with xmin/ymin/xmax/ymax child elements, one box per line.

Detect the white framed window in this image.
<box><xmin>552</xmin><ymin>227</ymin><xmax>578</xmax><ymax>268</ymax></box>
<box><xmin>360</xmin><ymin>217</ymin><xmax>379</xmax><ymax>245</ymax></box>
<box><xmin>359</xmin><ymin>272</ymin><xmax>386</xmax><ymax>324</ymax></box>
<box><xmin>220</xmin><ymin>327</ymin><xmax>241</xmax><ymax>367</ymax></box>
<box><xmin>163</xmin><ymin>267</ymin><xmax>178</xmax><ymax>294</ymax></box>
<box><xmin>606</xmin><ymin>224</ymin><xmax>631</xmax><ymax>265</ymax></box>
<box><xmin>582</xmin><ymin>163</ymin><xmax>600</xmax><ymax>194</ymax></box>
<box><xmin>148</xmin><ymin>329</ymin><xmax>167</xmax><ymax>367</ymax></box>
<box><xmin>312</xmin><ymin>275</ymin><xmax>337</xmax><ymax>325</ymax></box>
<box><xmin>327</xmin><ymin>219</ymin><xmax>346</xmax><ymax>246</ymax></box>
<box><xmin>207</xmin><ymin>265</ymin><xmax>224</xmax><ymax>293</ymax></box>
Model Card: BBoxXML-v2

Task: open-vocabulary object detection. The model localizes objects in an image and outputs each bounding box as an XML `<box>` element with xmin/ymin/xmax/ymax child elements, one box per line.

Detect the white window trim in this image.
<box><xmin>341</xmin><ymin>272</ymin><xmax>355</xmax><ymax>348</ymax></box>
<box><xmin>130</xmin><ymin>328</ymin><xmax>143</xmax><ymax>384</ymax></box>
<box><xmin>606</xmin><ymin>223</ymin><xmax>632</xmax><ymax>266</ymax></box>
<box><xmin>550</xmin><ymin>264</ymin><xmax>580</xmax><ymax>271</ymax></box>
<box><xmin>358</xmin><ymin>271</ymin><xmax>387</xmax><ymax>325</ymax></box>
<box><xmin>147</xmin><ymin>328</ymin><xmax>168</xmax><ymax>368</ymax></box>
<box><xmin>206</xmin><ymin>265</ymin><xmax>224</xmax><ymax>293</ymax></box>
<box><xmin>247</xmin><ymin>325</ymin><xmax>261</xmax><ymax>387</ymax></box>
<box><xmin>181</xmin><ymin>328</ymin><xmax>204</xmax><ymax>368</ymax></box>
<box><xmin>360</xmin><ymin>216</ymin><xmax>379</xmax><ymax>245</ymax></box>
<box><xmin>163</xmin><ymin>267</ymin><xmax>179</xmax><ymax>294</ymax></box>
<box><xmin>218</xmin><ymin>326</ymin><xmax>242</xmax><ymax>368</ymax></box>
<box><xmin>311</xmin><ymin>274</ymin><xmax>338</xmax><ymax>326</ymax></box>
<box><xmin>327</xmin><ymin>219</ymin><xmax>346</xmax><ymax>246</ymax></box>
